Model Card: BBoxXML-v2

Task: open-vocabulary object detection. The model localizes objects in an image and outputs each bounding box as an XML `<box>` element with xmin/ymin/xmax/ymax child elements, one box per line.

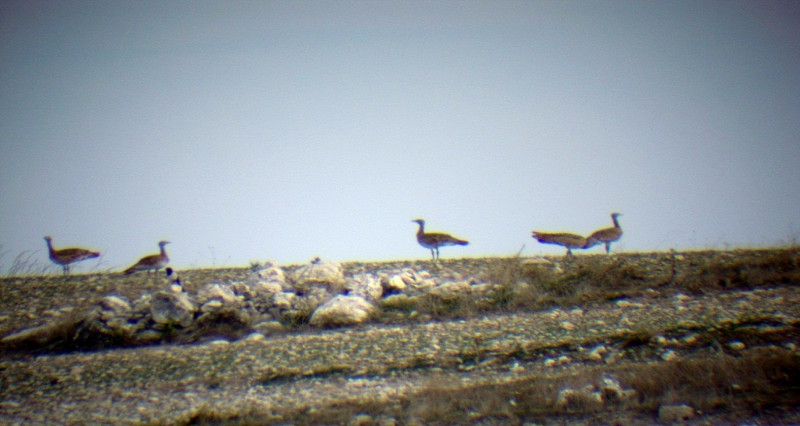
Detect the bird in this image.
<box><xmin>531</xmin><ymin>231</ymin><xmax>588</xmax><ymax>256</ymax></box>
<box><xmin>411</xmin><ymin>219</ymin><xmax>469</xmax><ymax>261</ymax></box>
<box><xmin>43</xmin><ymin>236</ymin><xmax>100</xmax><ymax>275</ymax></box>
<box><xmin>124</xmin><ymin>240</ymin><xmax>170</xmax><ymax>275</ymax></box>
<box><xmin>165</xmin><ymin>267</ymin><xmax>183</xmax><ymax>293</ymax></box>
<box><xmin>584</xmin><ymin>212</ymin><xmax>623</xmax><ymax>254</ymax></box>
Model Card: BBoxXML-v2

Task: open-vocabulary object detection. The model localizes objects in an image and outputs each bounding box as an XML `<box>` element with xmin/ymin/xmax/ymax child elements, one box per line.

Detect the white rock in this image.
<box><xmin>198</xmin><ymin>283</ymin><xmax>239</xmax><ymax>305</ymax></box>
<box><xmin>252</xmin><ymin>320</ymin><xmax>285</xmax><ymax>335</ymax></box>
<box><xmin>1</xmin><ymin>322</ymin><xmax>61</xmax><ymax>345</ymax></box>
<box><xmin>429</xmin><ymin>281</ymin><xmax>471</xmax><ymax>300</ymax></box>
<box><xmin>658</xmin><ymin>404</ymin><xmax>695</xmax><ymax>422</ymax></box>
<box><xmin>256</xmin><ymin>262</ymin><xmax>285</xmax><ymax>282</ymax></box>
<box><xmin>412</xmin><ymin>279</ymin><xmax>437</xmax><ymax>291</ymax></box>
<box><xmin>661</xmin><ymin>350</ymin><xmax>678</xmax><ymax>361</ymax></box>
<box><xmin>556</xmin><ymin>388</ymin><xmax>602</xmax><ymax>408</ymax></box>
<box><xmin>380</xmin><ymin>294</ymin><xmax>416</xmax><ymax>310</ymax></box>
<box><xmin>293</xmin><ymin>260</ymin><xmax>345</xmax><ymax>293</ymax></box>
<box><xmin>600</xmin><ymin>376</ymin><xmax>636</xmax><ymax>402</ymax></box>
<box><xmin>587</xmin><ymin>345</ymin><xmax>608</xmax><ymax>361</ymax></box>
<box><xmin>559</xmin><ymin>321</ymin><xmax>576</xmax><ymax>331</ymax></box>
<box><xmin>346</xmin><ymin>274</ymin><xmax>383</xmax><ymax>302</ymax></box>
<box><xmin>245</xmin><ymin>332</ymin><xmax>264</xmax><ymax>342</ymax></box>
<box><xmin>150</xmin><ymin>291</ymin><xmax>196</xmax><ymax>327</ymax></box>
<box><xmin>385</xmin><ymin>275</ymin><xmax>407</xmax><ymax>293</ymax></box>
<box><xmin>728</xmin><ymin>341</ymin><xmax>746</xmax><ymax>351</ymax></box>
<box><xmin>200</xmin><ymin>299</ymin><xmax>224</xmax><ymax>312</ymax></box>
<box><xmin>272</xmin><ymin>292</ymin><xmax>296</xmax><ymax>309</ymax></box>
<box><xmin>99</xmin><ymin>295</ymin><xmax>131</xmax><ymax>315</ymax></box>
<box><xmin>309</xmin><ymin>295</ymin><xmax>375</xmax><ymax>327</ymax></box>
<box><xmin>569</xmin><ymin>308</ymin><xmax>585</xmax><ymax>317</ymax></box>
<box><xmin>400</xmin><ymin>269</ymin><xmax>422</xmax><ymax>285</ymax></box>
<box><xmin>681</xmin><ymin>333</ymin><xmax>698</xmax><ymax>345</ymax></box>
<box><xmin>521</xmin><ymin>257</ymin><xmax>551</xmax><ymax>266</ymax></box>
<box><xmin>471</xmin><ymin>283</ymin><xmax>492</xmax><ymax>293</ymax></box>
<box><xmin>674</xmin><ymin>294</ymin><xmax>691</xmax><ymax>302</ymax></box>
<box><xmin>255</xmin><ymin>281</ymin><xmax>283</xmax><ymax>295</ymax></box>
<box><xmin>555</xmin><ymin>389</ymin><xmax>575</xmax><ymax>407</ymax></box>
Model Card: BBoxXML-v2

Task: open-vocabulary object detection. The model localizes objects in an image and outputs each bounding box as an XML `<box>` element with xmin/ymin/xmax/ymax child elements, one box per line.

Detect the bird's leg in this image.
<box><xmin>605</xmin><ymin>243</ymin><xmax>611</xmax><ymax>254</ymax></box>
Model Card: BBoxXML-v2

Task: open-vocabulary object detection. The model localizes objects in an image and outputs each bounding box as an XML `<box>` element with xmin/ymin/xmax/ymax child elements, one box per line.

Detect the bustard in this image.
<box><xmin>584</xmin><ymin>213</ymin><xmax>623</xmax><ymax>254</ymax></box>
<box><xmin>124</xmin><ymin>240</ymin><xmax>170</xmax><ymax>275</ymax></box>
<box><xmin>412</xmin><ymin>219</ymin><xmax>468</xmax><ymax>261</ymax></box>
<box><xmin>531</xmin><ymin>231</ymin><xmax>587</xmax><ymax>256</ymax></box>
<box><xmin>43</xmin><ymin>236</ymin><xmax>100</xmax><ymax>274</ymax></box>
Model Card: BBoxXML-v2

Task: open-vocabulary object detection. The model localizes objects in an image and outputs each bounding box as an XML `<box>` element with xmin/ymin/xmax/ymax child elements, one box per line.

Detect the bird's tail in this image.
<box><xmin>454</xmin><ymin>238</ymin><xmax>469</xmax><ymax>246</ymax></box>
<box><xmin>124</xmin><ymin>266</ymin><xmax>136</xmax><ymax>275</ymax></box>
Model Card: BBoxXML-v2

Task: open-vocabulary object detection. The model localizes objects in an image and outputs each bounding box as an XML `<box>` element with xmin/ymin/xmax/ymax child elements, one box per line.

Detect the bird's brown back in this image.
<box><xmin>532</xmin><ymin>232</ymin><xmax>587</xmax><ymax>248</ymax></box>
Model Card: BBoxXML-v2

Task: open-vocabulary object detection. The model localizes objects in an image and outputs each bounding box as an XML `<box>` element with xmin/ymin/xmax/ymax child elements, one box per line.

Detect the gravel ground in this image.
<box><xmin>2</xmin><ymin>251</ymin><xmax>800</xmax><ymax>424</ymax></box>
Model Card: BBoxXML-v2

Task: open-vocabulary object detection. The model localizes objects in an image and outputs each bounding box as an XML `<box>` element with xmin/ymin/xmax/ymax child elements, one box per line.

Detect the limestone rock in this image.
<box><xmin>309</xmin><ymin>295</ymin><xmax>374</xmax><ymax>327</ymax></box>
<box><xmin>345</xmin><ymin>273</ymin><xmax>383</xmax><ymax>302</ymax></box>
<box><xmin>197</xmin><ymin>283</ymin><xmax>239</xmax><ymax>305</ymax></box>
<box><xmin>293</xmin><ymin>259</ymin><xmax>345</xmax><ymax>294</ymax></box>
<box><xmin>250</xmin><ymin>261</ymin><xmax>289</xmax><ymax>293</ymax></box>
<box><xmin>272</xmin><ymin>292</ymin><xmax>296</xmax><ymax>310</ymax></box>
<box><xmin>429</xmin><ymin>281</ymin><xmax>471</xmax><ymax>300</ymax></box>
<box><xmin>1</xmin><ymin>321</ymin><xmax>69</xmax><ymax>346</ymax></box>
<box><xmin>254</xmin><ymin>281</ymin><xmax>283</xmax><ymax>295</ymax></box>
<box><xmin>384</xmin><ymin>275</ymin><xmax>407</xmax><ymax>294</ymax></box>
<box><xmin>99</xmin><ymin>295</ymin><xmax>131</xmax><ymax>316</ymax></box>
<box><xmin>256</xmin><ymin>261</ymin><xmax>286</xmax><ymax>283</ymax></box>
<box><xmin>658</xmin><ymin>404</ymin><xmax>695</xmax><ymax>423</ymax></box>
<box><xmin>150</xmin><ymin>291</ymin><xmax>196</xmax><ymax>327</ymax></box>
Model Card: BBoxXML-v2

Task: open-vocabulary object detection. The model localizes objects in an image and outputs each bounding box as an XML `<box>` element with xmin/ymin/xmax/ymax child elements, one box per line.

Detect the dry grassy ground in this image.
<box><xmin>1</xmin><ymin>248</ymin><xmax>799</xmax><ymax>424</ymax></box>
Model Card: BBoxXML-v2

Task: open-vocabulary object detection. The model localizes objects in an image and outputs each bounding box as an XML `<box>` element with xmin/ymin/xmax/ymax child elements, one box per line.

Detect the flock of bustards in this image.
<box><xmin>41</xmin><ymin>213</ymin><xmax>622</xmax><ymax>275</ymax></box>
<box><xmin>415</xmin><ymin>212</ymin><xmax>623</xmax><ymax>260</ymax></box>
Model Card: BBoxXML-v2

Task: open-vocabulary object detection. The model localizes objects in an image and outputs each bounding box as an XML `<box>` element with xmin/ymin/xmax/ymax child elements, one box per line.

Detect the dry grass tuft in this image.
<box><xmin>245</xmin><ymin>347</ymin><xmax>800</xmax><ymax>425</ymax></box>
<box><xmin>677</xmin><ymin>249</ymin><xmax>800</xmax><ymax>294</ymax></box>
<box><xmin>622</xmin><ymin>347</ymin><xmax>800</xmax><ymax>416</ymax></box>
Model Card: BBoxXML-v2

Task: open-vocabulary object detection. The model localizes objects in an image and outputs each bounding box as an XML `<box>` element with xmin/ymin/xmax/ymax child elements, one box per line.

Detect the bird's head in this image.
<box><xmin>159</xmin><ymin>240</ymin><xmax>171</xmax><ymax>247</ymax></box>
<box><xmin>411</xmin><ymin>219</ymin><xmax>425</xmax><ymax>226</ymax></box>
<box><xmin>611</xmin><ymin>212</ymin><xmax>623</xmax><ymax>219</ymax></box>
<box><xmin>44</xmin><ymin>236</ymin><xmax>52</xmax><ymax>243</ymax></box>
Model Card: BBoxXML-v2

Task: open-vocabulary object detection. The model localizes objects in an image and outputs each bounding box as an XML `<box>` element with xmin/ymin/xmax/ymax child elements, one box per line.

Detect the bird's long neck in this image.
<box><xmin>612</xmin><ymin>215</ymin><xmax>620</xmax><ymax>228</ymax></box>
<box><xmin>45</xmin><ymin>239</ymin><xmax>56</xmax><ymax>256</ymax></box>
<box><xmin>160</xmin><ymin>244</ymin><xmax>168</xmax><ymax>259</ymax></box>
<box><xmin>416</xmin><ymin>222</ymin><xmax>425</xmax><ymax>237</ymax></box>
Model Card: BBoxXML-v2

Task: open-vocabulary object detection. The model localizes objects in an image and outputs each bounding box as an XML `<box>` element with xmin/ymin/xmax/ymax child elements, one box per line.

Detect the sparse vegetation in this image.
<box><xmin>0</xmin><ymin>247</ymin><xmax>53</xmax><ymax>276</ymax></box>
<box><xmin>2</xmin><ymin>248</ymin><xmax>799</xmax><ymax>424</ymax></box>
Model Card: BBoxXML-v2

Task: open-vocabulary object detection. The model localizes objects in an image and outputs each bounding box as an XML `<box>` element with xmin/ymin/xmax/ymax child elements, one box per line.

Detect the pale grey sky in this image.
<box><xmin>1</xmin><ymin>1</ymin><xmax>799</xmax><ymax>272</ymax></box>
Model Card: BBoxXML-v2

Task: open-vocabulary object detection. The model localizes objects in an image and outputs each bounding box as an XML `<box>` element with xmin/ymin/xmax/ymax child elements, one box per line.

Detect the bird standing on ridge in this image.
<box><xmin>531</xmin><ymin>231</ymin><xmax>587</xmax><ymax>256</ymax></box>
<box><xmin>43</xmin><ymin>236</ymin><xmax>100</xmax><ymax>275</ymax></box>
<box><xmin>124</xmin><ymin>240</ymin><xmax>170</xmax><ymax>275</ymax></box>
<box><xmin>412</xmin><ymin>219</ymin><xmax>469</xmax><ymax>262</ymax></box>
<box><xmin>584</xmin><ymin>213</ymin><xmax>623</xmax><ymax>254</ymax></box>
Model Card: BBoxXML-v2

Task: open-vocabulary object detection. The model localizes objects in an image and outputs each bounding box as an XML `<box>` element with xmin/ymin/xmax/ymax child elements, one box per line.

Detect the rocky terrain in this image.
<box><xmin>1</xmin><ymin>248</ymin><xmax>799</xmax><ymax>424</ymax></box>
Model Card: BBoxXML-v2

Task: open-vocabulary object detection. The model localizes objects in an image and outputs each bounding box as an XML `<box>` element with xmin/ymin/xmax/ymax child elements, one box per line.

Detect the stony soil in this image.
<box><xmin>1</xmin><ymin>250</ymin><xmax>799</xmax><ymax>424</ymax></box>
